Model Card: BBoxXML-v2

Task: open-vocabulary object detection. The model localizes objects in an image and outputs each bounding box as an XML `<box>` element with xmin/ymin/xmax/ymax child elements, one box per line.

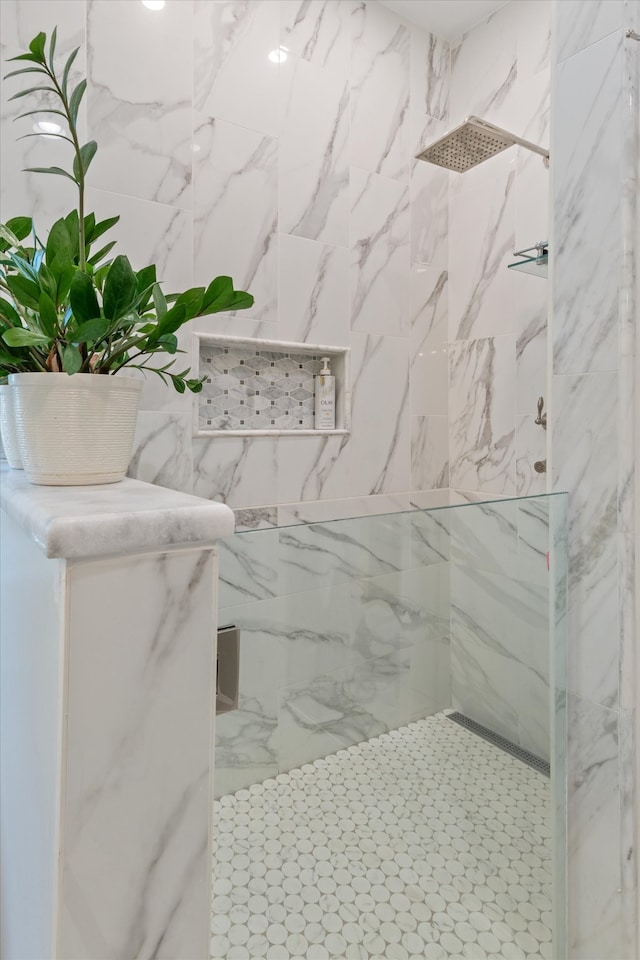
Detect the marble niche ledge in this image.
<box><xmin>0</xmin><ymin>463</ymin><xmax>235</xmax><ymax>558</ymax></box>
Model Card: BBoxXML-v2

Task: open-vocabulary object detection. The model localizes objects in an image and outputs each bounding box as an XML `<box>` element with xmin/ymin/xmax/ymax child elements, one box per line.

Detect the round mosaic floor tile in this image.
<box><xmin>211</xmin><ymin>713</ymin><xmax>552</xmax><ymax>959</ymax></box>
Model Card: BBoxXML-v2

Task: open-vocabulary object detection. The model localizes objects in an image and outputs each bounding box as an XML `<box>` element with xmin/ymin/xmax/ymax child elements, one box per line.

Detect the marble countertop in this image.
<box><xmin>0</xmin><ymin>465</ymin><xmax>235</xmax><ymax>559</ymax></box>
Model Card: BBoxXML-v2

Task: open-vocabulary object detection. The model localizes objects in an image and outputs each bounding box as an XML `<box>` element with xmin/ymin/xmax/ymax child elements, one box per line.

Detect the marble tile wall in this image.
<box><xmin>0</xmin><ymin>0</ymin><xmax>452</xmax><ymax>514</ymax></box>
<box><xmin>214</xmin><ymin>509</ymin><xmax>451</xmax><ymax>796</ymax></box>
<box><xmin>448</xmin><ymin>0</ymin><xmax>551</xmax><ymax>500</ymax></box>
<box><xmin>551</xmin><ymin>1</ymin><xmax>638</xmax><ymax>957</ymax></box>
<box><xmin>449</xmin><ymin>497</ymin><xmax>552</xmax><ymax>763</ymax></box>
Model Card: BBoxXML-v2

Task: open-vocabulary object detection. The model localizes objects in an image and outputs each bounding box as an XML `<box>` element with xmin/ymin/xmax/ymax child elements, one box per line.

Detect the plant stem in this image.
<box><xmin>40</xmin><ymin>60</ymin><xmax>86</xmax><ymax>270</ymax></box>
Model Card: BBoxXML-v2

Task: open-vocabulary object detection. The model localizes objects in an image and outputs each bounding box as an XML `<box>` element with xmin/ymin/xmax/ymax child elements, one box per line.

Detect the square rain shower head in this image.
<box><xmin>416</xmin><ymin>117</ymin><xmax>515</xmax><ymax>173</ymax></box>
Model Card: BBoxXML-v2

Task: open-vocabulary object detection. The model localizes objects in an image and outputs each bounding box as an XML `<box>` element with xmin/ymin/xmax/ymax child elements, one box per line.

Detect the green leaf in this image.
<box><xmin>3</xmin><ymin>327</ymin><xmax>50</xmax><ymax>347</ymax></box>
<box><xmin>0</xmin><ymin>297</ymin><xmax>21</xmax><ymax>326</ymax></box>
<box><xmin>50</xmin><ymin>261</ymin><xmax>75</xmax><ymax>305</ymax></box>
<box><xmin>174</xmin><ymin>286</ymin><xmax>204</xmax><ymax>321</ymax></box>
<box><xmin>68</xmin><ymin>78</ymin><xmax>86</xmax><ymax>126</ymax></box>
<box><xmin>149</xmin><ymin>302</ymin><xmax>187</xmax><ymax>340</ymax></box>
<box><xmin>103</xmin><ymin>255</ymin><xmax>137</xmax><ymax>320</ymax></box>
<box><xmin>7</xmin><ymin>252</ymin><xmax>39</xmax><ymax>282</ymax></box>
<box><xmin>62</xmin><ymin>343</ymin><xmax>82</xmax><ymax>374</ymax></box>
<box><xmin>83</xmin><ymin>212</ymin><xmax>96</xmax><ymax>239</ymax></box>
<box><xmin>64</xmin><ymin>210</ymin><xmax>80</xmax><ymax>262</ymax></box>
<box><xmin>87</xmin><ymin>240</ymin><xmax>116</xmax><ymax>267</ymax></box>
<box><xmin>7</xmin><ymin>217</ymin><xmax>33</xmax><ymax>242</ymax></box>
<box><xmin>38</xmin><ymin>292</ymin><xmax>58</xmax><ymax>338</ymax></box>
<box><xmin>157</xmin><ymin>334</ymin><xmax>178</xmax><ymax>353</ymax></box>
<box><xmin>200</xmin><ymin>276</ymin><xmax>254</xmax><ymax>315</ymax></box>
<box><xmin>0</xmin><ymin>223</ymin><xmax>24</xmax><ymax>249</ymax></box>
<box><xmin>23</xmin><ymin>165</ymin><xmax>77</xmax><ymax>183</ymax></box>
<box><xmin>88</xmin><ymin>215</ymin><xmax>119</xmax><ymax>244</ymax></box>
<box><xmin>6</xmin><ymin>274</ymin><xmax>41</xmax><ymax>311</ymax></box>
<box><xmin>152</xmin><ymin>283</ymin><xmax>167</xmax><ymax>319</ymax></box>
<box><xmin>61</xmin><ymin>46</ymin><xmax>80</xmax><ymax>97</ymax></box>
<box><xmin>202</xmin><ymin>275</ymin><xmax>234</xmax><ymax>311</ymax></box>
<box><xmin>186</xmin><ymin>377</ymin><xmax>205</xmax><ymax>394</ymax></box>
<box><xmin>6</xmin><ymin>52</ymin><xmax>46</xmax><ymax>64</ymax></box>
<box><xmin>3</xmin><ymin>66</ymin><xmax>49</xmax><ymax>79</ymax></box>
<box><xmin>37</xmin><ymin>262</ymin><xmax>58</xmax><ymax>302</ymax></box>
<box><xmin>72</xmin><ymin>318</ymin><xmax>111</xmax><ymax>344</ymax></box>
<box><xmin>69</xmin><ymin>270</ymin><xmax>101</xmax><ymax>324</ymax></box>
<box><xmin>72</xmin><ymin>140</ymin><xmax>97</xmax><ymax>180</ymax></box>
<box><xmin>136</xmin><ymin>265</ymin><xmax>157</xmax><ymax>295</ymax></box>
<box><xmin>46</xmin><ymin>218</ymin><xmax>73</xmax><ymax>268</ymax></box>
<box><xmin>14</xmin><ymin>107</ymin><xmax>67</xmax><ymax>122</ymax></box>
<box><xmin>48</xmin><ymin>27</ymin><xmax>57</xmax><ymax>70</ymax></box>
<box><xmin>28</xmin><ymin>32</ymin><xmax>47</xmax><ymax>61</ymax></box>
<box><xmin>9</xmin><ymin>84</ymin><xmax>58</xmax><ymax>100</ymax></box>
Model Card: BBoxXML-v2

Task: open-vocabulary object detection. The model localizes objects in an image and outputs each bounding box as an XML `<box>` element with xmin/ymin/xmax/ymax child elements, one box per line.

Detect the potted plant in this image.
<box><xmin>0</xmin><ymin>29</ymin><xmax>253</xmax><ymax>485</ymax></box>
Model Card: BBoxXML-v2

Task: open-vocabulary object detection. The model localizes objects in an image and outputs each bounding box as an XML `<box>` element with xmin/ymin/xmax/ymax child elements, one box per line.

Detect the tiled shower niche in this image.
<box><xmin>194</xmin><ymin>334</ymin><xmax>350</xmax><ymax>436</ymax></box>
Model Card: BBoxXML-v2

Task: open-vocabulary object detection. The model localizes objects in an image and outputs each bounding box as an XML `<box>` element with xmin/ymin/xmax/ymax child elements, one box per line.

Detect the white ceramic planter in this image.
<box><xmin>9</xmin><ymin>373</ymin><xmax>142</xmax><ymax>486</ymax></box>
<box><xmin>0</xmin><ymin>384</ymin><xmax>23</xmax><ymax>469</ymax></box>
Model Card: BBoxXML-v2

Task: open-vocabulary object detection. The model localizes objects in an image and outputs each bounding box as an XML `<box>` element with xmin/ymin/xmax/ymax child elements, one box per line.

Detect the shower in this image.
<box><xmin>416</xmin><ymin>115</ymin><xmax>550</xmax><ymax>172</ymax></box>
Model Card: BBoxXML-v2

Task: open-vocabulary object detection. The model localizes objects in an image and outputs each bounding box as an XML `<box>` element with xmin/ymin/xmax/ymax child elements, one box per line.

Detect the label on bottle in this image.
<box><xmin>315</xmin><ymin>375</ymin><xmax>335</xmax><ymax>430</ymax></box>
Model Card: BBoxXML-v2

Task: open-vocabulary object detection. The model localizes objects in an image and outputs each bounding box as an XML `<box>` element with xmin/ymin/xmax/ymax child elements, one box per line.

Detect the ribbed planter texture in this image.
<box><xmin>0</xmin><ymin>383</ymin><xmax>23</xmax><ymax>469</ymax></box>
<box><xmin>9</xmin><ymin>372</ymin><xmax>142</xmax><ymax>486</ymax></box>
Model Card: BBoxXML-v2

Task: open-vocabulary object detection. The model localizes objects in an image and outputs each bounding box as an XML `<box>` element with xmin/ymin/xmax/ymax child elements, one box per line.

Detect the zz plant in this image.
<box><xmin>0</xmin><ymin>29</ymin><xmax>253</xmax><ymax>393</ymax></box>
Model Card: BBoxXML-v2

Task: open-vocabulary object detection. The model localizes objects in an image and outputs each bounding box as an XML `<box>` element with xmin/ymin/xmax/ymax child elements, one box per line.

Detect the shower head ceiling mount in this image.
<box><xmin>416</xmin><ymin>116</ymin><xmax>549</xmax><ymax>173</ymax></box>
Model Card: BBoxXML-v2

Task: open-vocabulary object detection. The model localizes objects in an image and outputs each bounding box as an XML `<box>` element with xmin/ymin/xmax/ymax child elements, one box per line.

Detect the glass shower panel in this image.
<box><xmin>211</xmin><ymin>492</ymin><xmax>567</xmax><ymax>960</ymax></box>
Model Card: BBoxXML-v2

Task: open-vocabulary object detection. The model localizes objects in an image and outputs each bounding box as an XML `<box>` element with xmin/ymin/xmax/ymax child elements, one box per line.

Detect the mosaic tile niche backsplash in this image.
<box><xmin>199</xmin><ymin>343</ymin><xmax>326</xmax><ymax>432</ymax></box>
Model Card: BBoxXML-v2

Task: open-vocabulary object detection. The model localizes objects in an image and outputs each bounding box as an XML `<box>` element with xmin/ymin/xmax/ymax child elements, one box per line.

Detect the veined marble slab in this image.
<box><xmin>0</xmin><ymin>466</ymin><xmax>234</xmax><ymax>559</ymax></box>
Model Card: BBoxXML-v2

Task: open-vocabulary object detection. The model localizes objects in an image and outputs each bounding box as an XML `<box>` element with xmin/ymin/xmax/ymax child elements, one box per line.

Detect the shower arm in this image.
<box><xmin>466</xmin><ymin>116</ymin><xmax>550</xmax><ymax>166</ymax></box>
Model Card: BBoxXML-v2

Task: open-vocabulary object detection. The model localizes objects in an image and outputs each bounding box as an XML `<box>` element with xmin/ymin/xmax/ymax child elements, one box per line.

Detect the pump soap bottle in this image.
<box><xmin>314</xmin><ymin>357</ymin><xmax>336</xmax><ymax>430</ymax></box>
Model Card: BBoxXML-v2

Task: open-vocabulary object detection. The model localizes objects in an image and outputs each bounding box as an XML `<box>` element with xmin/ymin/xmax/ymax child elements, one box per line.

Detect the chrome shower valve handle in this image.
<box><xmin>535</xmin><ymin>396</ymin><xmax>547</xmax><ymax>430</ymax></box>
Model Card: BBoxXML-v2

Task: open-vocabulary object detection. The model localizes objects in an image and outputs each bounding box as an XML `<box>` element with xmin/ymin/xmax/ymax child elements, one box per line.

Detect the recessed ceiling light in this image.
<box><xmin>33</xmin><ymin>120</ymin><xmax>63</xmax><ymax>138</ymax></box>
<box><xmin>142</xmin><ymin>0</ymin><xmax>165</xmax><ymax>10</ymax></box>
<box><xmin>268</xmin><ymin>46</ymin><xmax>288</xmax><ymax>64</ymax></box>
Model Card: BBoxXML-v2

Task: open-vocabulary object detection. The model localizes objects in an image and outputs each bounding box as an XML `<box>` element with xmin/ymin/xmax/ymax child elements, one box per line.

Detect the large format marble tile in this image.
<box><xmin>277</xmin><ymin>434</ymin><xmax>351</xmax><ymax>503</ymax></box>
<box><xmin>350</xmin><ymin>565</ymin><xmax>447</xmax><ymax>664</ymax></box>
<box><xmin>60</xmin><ymin>549</ymin><xmax>216</xmax><ymax>958</ymax></box>
<box><xmin>193</xmin><ymin>0</ymin><xmax>281</xmax><ymax>138</ymax></box>
<box><xmin>448</xmin><ymin>152</ymin><xmax>516</xmax><ymax>342</ymax></box>
<box><xmin>516</xmin><ymin>413</ymin><xmax>547</xmax><ymax>496</ymax></box>
<box><xmin>553</xmin><ymin>372</ymin><xmax>618</xmax><ymax>709</ymax></box>
<box><xmin>449</xmin><ymin>336</ymin><xmax>516</xmax><ymax>495</ymax></box>
<box><xmin>450</xmin><ymin>562</ymin><xmax>550</xmax><ymax>759</ymax></box>
<box><xmin>128</xmin><ymin>412</ymin><xmax>193</xmax><ymax>494</ymax></box>
<box><xmin>449</xmin><ymin>0</ymin><xmax>519</xmax><ymax>132</ymax></box>
<box><xmin>410</xmin><ymin>263</ymin><xmax>448</xmax><ymax>417</ymax></box>
<box><xmin>280</xmin><ymin>0</ymin><xmax>354</xmax><ymax>77</ymax></box>
<box><xmin>517</xmin><ymin>0</ymin><xmax>552</xmax><ymax>81</ymax></box>
<box><xmin>278</xmin><ymin>512</ymin><xmax>410</xmax><ymax>596</ymax></box>
<box><xmin>193</xmin><ymin>115</ymin><xmax>278</xmax><ymax>325</ymax></box>
<box><xmin>350</xmin><ymin>169</ymin><xmax>410</xmax><ymax>338</ymax></box>
<box><xmin>410</xmin><ymin>120</ymin><xmax>448</xmax><ymax>268</ymax></box>
<box><xmin>567</xmin><ymin>695</ymin><xmax>623</xmax><ymax>959</ymax></box>
<box><xmin>516</xmin><ymin>273</ymin><xmax>548</xmax><ymax>416</ymax></box>
<box><xmin>346</xmin><ymin>333</ymin><xmax>411</xmax><ymax>495</ymax></box>
<box><xmin>87</xmin><ymin>0</ymin><xmax>192</xmax><ymax>209</ymax></box>
<box><xmin>411</xmin><ymin>415</ymin><xmax>449</xmax><ymax>490</ymax></box>
<box><xmin>449</xmin><ymin>497</ymin><xmax>518</xmax><ymax>575</ymax></box>
<box><xmin>278</xmin><ymin>234</ymin><xmax>349</xmax><ymax>346</ymax></box>
<box><xmin>192</xmin><ymin>436</ymin><xmax>278</xmax><ymax>509</ymax></box>
<box><xmin>410</xmin><ymin>26</ymin><xmax>449</xmax><ymax>125</ymax></box>
<box><xmin>350</xmin><ymin>1</ymin><xmax>410</xmax><ymax>182</ymax></box>
<box><xmin>553</xmin><ymin>32</ymin><xmax>622</xmax><ymax>375</ymax></box>
<box><xmin>279</xmin><ymin>55</ymin><xmax>349</xmax><ymax>247</ymax></box>
<box><xmin>217</xmin><ymin>528</ymin><xmax>280</xmax><ymax>608</ymax></box>
<box><xmin>555</xmin><ymin>0</ymin><xmax>623</xmax><ymax>64</ymax></box>
<box><xmin>278</xmin><ymin>649</ymin><xmax>412</xmax><ymax>770</ymax></box>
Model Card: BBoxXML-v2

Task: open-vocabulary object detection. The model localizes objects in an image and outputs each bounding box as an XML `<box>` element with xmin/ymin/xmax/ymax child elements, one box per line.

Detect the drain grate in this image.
<box><xmin>446</xmin><ymin>712</ymin><xmax>550</xmax><ymax>777</ymax></box>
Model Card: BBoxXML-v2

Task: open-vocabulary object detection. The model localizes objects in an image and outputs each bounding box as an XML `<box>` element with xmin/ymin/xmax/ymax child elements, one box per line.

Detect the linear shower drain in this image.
<box><xmin>446</xmin><ymin>711</ymin><xmax>550</xmax><ymax>777</ymax></box>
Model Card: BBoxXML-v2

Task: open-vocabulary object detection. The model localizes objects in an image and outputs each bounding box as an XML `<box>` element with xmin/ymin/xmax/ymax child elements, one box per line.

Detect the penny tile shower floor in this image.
<box><xmin>211</xmin><ymin>713</ymin><xmax>552</xmax><ymax>960</ymax></box>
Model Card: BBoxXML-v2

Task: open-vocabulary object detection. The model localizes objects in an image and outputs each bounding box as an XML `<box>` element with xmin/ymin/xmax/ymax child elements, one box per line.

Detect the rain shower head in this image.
<box><xmin>415</xmin><ymin>116</ymin><xmax>549</xmax><ymax>173</ymax></box>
